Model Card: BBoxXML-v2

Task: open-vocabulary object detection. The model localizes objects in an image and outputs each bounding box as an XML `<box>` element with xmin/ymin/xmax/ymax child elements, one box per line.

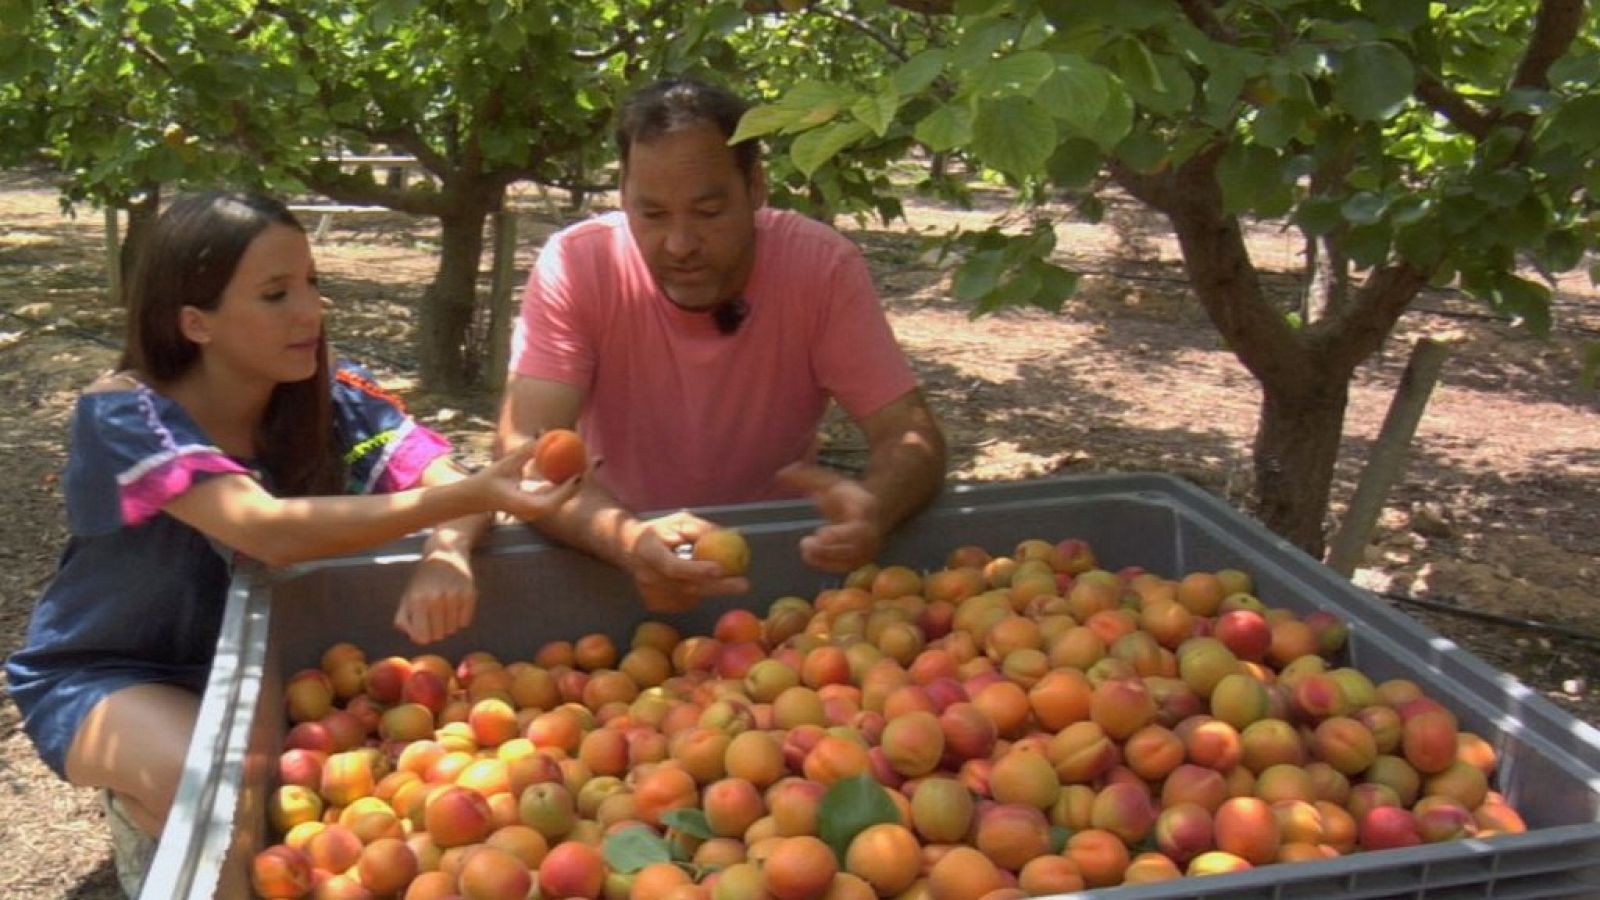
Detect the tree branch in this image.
<box><xmin>1177</xmin><ymin>0</ymin><xmax>1236</xmax><ymax>42</ymax></box>
<box><xmin>296</xmin><ymin>174</ymin><xmax>450</xmax><ymax>218</ymax></box>
<box><xmin>1312</xmin><ymin>262</ymin><xmax>1431</xmax><ymax>373</ymax></box>
<box><xmin>816</xmin><ymin>8</ymin><xmax>912</xmax><ymax>62</ymax></box>
<box><xmin>1414</xmin><ymin>76</ymin><xmax>1493</xmax><ymax>140</ymax></box>
<box><xmin>1415</xmin><ymin>0</ymin><xmax>1586</xmax><ymax>140</ymax></box>
<box><xmin>1105</xmin><ymin>159</ymin><xmax>1180</xmax><ymax>213</ymax></box>
<box><xmin>745</xmin><ymin>0</ymin><xmax>954</xmax><ymax>14</ymax></box>
<box><xmin>1114</xmin><ymin>149</ymin><xmax>1312</xmax><ymax>394</ymax></box>
<box><xmin>1512</xmin><ymin>0</ymin><xmax>1586</xmax><ymax>91</ymax></box>
<box><xmin>348</xmin><ymin>126</ymin><xmax>451</xmax><ymax>178</ymax></box>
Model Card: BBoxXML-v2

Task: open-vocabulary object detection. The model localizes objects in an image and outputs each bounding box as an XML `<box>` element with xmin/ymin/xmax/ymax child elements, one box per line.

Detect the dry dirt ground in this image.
<box><xmin>1</xmin><ymin>169</ymin><xmax>1597</xmax><ymax>898</ymax></box>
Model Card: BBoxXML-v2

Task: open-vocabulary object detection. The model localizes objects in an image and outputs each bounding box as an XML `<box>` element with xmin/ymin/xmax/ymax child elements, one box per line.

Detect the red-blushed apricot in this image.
<box><xmin>357</xmin><ymin>837</ymin><xmax>418</xmax><ymax>896</ymax></box>
<box><xmin>538</xmin><ymin>839</ymin><xmax>606</xmax><ymax>899</ymax></box>
<box><xmin>251</xmin><ymin>844</ymin><xmax>313</xmax><ymax>899</ymax></box>
<box><xmin>1359</xmin><ymin>806</ymin><xmax>1422</xmax><ymax>851</ymax></box>
<box><xmin>1186</xmin><ymin>850</ymin><xmax>1253</xmax><ymax>876</ymax></box>
<box><xmin>764</xmin><ymin>835</ymin><xmax>838</xmax><ymax>900</ymax></box>
<box><xmin>927</xmin><ymin>845</ymin><xmax>1009</xmax><ymax>899</ymax></box>
<box><xmin>1016</xmin><ymin>855</ymin><xmax>1084</xmax><ymax>895</ymax></box>
<box><xmin>1089</xmin><ymin>780</ymin><xmax>1157</xmax><ymax>845</ymax></box>
<box><xmin>1473</xmin><ymin>798</ymin><xmax>1528</xmax><ymax>836</ymax></box>
<box><xmin>1213</xmin><ymin>796</ymin><xmax>1281</xmax><ymax>865</ymax></box>
<box><xmin>844</xmin><ymin>822</ymin><xmax>921</xmax><ymax>896</ymax></box>
<box><xmin>973</xmin><ymin>803</ymin><xmax>1052</xmax><ymax>873</ymax></box>
<box><xmin>533</xmin><ymin>428</ymin><xmax>587</xmax><ymax>483</ymax></box>
<box><xmin>1154</xmin><ymin>801</ymin><xmax>1215</xmax><ymax>866</ymax></box>
<box><xmin>403</xmin><ymin>870</ymin><xmax>458</xmax><ymax>899</ymax></box>
<box><xmin>1065</xmin><ymin>828</ymin><xmax>1130</xmax><ymax>888</ymax></box>
<box><xmin>1124</xmin><ymin>851</ymin><xmax>1184</xmax><ymax>884</ymax></box>
<box><xmin>632</xmin><ymin>763</ymin><xmax>699</xmax><ymax>827</ymax></box>
<box><xmin>628</xmin><ymin>861</ymin><xmax>692</xmax><ymax>899</ymax></box>
<box><xmin>988</xmin><ymin>747</ymin><xmax>1060</xmax><ymax>810</ymax></box>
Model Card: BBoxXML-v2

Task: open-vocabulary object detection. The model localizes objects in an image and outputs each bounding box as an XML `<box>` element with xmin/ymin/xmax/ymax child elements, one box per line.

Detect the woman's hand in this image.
<box><xmin>394</xmin><ymin>547</ymin><xmax>476</xmax><ymax>644</ymax></box>
<box><xmin>475</xmin><ymin>441</ymin><xmax>585</xmax><ymax>520</ymax></box>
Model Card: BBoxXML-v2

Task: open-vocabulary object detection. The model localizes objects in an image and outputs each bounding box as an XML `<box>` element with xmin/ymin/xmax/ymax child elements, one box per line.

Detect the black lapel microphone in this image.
<box><xmin>712</xmin><ymin>296</ymin><xmax>749</xmax><ymax>335</ymax></box>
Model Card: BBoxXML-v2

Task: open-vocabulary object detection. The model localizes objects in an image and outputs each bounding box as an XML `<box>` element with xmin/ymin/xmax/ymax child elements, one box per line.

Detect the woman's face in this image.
<box><xmin>183</xmin><ymin>223</ymin><xmax>325</xmax><ymax>386</ymax></box>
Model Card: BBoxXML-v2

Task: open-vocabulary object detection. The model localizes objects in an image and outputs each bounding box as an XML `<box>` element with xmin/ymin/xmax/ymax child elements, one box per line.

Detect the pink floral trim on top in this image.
<box><xmin>118</xmin><ymin>447</ymin><xmax>250</xmax><ymax>527</ymax></box>
<box><xmin>112</xmin><ymin>385</ymin><xmax>249</xmax><ymax>527</ymax></box>
<box><xmin>374</xmin><ymin>423</ymin><xmax>452</xmax><ymax>493</ymax></box>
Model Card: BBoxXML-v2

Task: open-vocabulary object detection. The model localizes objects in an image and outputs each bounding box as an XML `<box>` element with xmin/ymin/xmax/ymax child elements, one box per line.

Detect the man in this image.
<box><xmin>497</xmin><ymin>78</ymin><xmax>946</xmax><ymax>611</ymax></box>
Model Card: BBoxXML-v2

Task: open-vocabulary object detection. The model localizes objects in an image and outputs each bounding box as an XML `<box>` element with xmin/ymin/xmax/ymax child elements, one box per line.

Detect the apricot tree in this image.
<box><xmin>2</xmin><ymin>0</ymin><xmax>745</xmax><ymax>391</ymax></box>
<box><xmin>740</xmin><ymin>0</ymin><xmax>1598</xmax><ymax>554</ymax></box>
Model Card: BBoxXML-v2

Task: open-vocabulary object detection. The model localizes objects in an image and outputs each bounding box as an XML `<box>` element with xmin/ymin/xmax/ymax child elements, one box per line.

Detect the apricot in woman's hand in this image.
<box><xmin>533</xmin><ymin>429</ymin><xmax>587</xmax><ymax>484</ymax></box>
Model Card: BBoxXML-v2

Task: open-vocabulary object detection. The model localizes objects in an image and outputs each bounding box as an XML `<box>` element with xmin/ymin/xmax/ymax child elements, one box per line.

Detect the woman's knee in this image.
<box><xmin>65</xmin><ymin>683</ymin><xmax>199</xmax><ymax>812</ymax></box>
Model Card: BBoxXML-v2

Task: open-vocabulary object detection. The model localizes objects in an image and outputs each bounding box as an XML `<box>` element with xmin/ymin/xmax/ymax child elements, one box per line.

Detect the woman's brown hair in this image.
<box><xmin>119</xmin><ymin>191</ymin><xmax>344</xmax><ymax>496</ymax></box>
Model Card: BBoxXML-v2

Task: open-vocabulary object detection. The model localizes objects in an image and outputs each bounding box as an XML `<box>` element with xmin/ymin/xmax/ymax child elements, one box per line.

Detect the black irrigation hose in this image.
<box><xmin>1067</xmin><ymin>265</ymin><xmax>1600</xmax><ymax>338</ymax></box>
<box><xmin>1376</xmin><ymin>589</ymin><xmax>1600</xmax><ymax>647</ymax></box>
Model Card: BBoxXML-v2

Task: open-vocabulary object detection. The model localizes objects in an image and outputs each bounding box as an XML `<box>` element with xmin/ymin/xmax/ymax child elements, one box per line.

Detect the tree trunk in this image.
<box><xmin>1253</xmin><ymin>379</ymin><xmax>1350</xmax><ymax>556</ymax></box>
<box><xmin>482</xmin><ymin>210</ymin><xmax>520</xmax><ymax>392</ymax></box>
<box><xmin>1303</xmin><ymin>234</ymin><xmax>1350</xmax><ymax>325</ymax></box>
<box><xmin>419</xmin><ymin>202</ymin><xmax>492</xmax><ymax>392</ymax></box>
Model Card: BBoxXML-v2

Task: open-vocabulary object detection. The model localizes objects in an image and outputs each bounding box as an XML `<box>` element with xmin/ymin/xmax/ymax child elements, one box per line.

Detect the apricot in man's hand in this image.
<box><xmin>692</xmin><ymin>528</ymin><xmax>751</xmax><ymax>577</ymax></box>
<box><xmin>533</xmin><ymin>429</ymin><xmax>587</xmax><ymax>484</ymax></box>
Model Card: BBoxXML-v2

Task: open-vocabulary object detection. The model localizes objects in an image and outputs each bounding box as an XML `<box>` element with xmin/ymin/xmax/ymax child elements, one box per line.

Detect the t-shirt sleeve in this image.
<box><xmin>63</xmin><ymin>391</ymin><xmax>252</xmax><ymax>535</ymax></box>
<box><xmin>509</xmin><ymin>227</ymin><xmax>596</xmax><ymax>387</ymax></box>
<box><xmin>811</xmin><ymin>239</ymin><xmax>920</xmax><ymax>419</ymax></box>
<box><xmin>332</xmin><ymin>361</ymin><xmax>453</xmax><ymax>494</ymax></box>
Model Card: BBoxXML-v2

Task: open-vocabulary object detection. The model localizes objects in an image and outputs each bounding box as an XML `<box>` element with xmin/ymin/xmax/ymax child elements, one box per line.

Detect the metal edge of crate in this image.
<box><xmin>143</xmin><ymin>570</ymin><xmax>270</xmax><ymax>900</ymax></box>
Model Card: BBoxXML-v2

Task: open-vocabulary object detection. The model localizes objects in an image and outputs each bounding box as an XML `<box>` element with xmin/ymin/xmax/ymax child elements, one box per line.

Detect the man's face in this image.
<box><xmin>621</xmin><ymin>123</ymin><xmax>765</xmax><ymax>311</ymax></box>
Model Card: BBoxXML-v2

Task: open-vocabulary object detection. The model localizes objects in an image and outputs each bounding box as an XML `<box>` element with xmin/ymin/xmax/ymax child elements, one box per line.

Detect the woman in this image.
<box><xmin>4</xmin><ymin>191</ymin><xmax>575</xmax><ymax>893</ymax></box>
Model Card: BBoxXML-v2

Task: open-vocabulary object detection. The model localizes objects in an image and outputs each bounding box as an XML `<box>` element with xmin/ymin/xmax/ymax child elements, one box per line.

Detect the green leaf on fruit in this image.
<box><xmin>662</xmin><ymin>807</ymin><xmax>714</xmax><ymax>840</ymax></box>
<box><xmin>819</xmin><ymin>774</ymin><xmax>901</xmax><ymax>865</ymax></box>
<box><xmin>603</xmin><ymin>826</ymin><xmax>672</xmax><ymax>873</ymax></box>
<box><xmin>1050</xmin><ymin>825</ymin><xmax>1072</xmax><ymax>853</ymax></box>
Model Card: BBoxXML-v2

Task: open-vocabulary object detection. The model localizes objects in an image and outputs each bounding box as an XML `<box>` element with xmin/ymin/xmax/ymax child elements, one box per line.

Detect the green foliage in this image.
<box><xmin>660</xmin><ymin>807</ymin><xmax>714</xmax><ymax>841</ymax></box>
<box><xmin>817</xmin><ymin>774</ymin><xmax>901</xmax><ymax>865</ymax></box>
<box><xmin>742</xmin><ymin>0</ymin><xmax>1597</xmax><ymax>337</ymax></box>
<box><xmin>602</xmin><ymin>825</ymin><xmax>673</xmax><ymax>873</ymax></box>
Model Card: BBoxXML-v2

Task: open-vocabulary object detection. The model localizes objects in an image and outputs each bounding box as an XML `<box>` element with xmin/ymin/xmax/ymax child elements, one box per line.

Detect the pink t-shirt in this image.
<box><xmin>510</xmin><ymin>208</ymin><xmax>918</xmax><ymax>513</ymax></box>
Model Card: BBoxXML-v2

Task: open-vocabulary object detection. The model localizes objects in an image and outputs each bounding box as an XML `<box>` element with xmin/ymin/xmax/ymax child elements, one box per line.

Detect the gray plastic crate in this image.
<box><xmin>142</xmin><ymin>474</ymin><xmax>1600</xmax><ymax>899</ymax></box>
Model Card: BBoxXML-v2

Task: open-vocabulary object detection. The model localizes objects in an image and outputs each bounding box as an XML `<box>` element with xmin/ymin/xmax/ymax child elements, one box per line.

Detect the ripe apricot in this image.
<box><xmin>845</xmin><ymin>822</ymin><xmax>921</xmax><ymax>896</ymax></box>
<box><xmin>693</xmin><ymin>528</ymin><xmax>751</xmax><ymax>577</ymax></box>
<box><xmin>764</xmin><ymin>835</ymin><xmax>838</xmax><ymax>900</ymax></box>
<box><xmin>533</xmin><ymin>428</ymin><xmax>587</xmax><ymax>483</ymax></box>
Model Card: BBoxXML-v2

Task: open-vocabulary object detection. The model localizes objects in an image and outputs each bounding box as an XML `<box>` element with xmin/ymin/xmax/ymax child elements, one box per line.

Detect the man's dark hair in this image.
<box><xmin>615</xmin><ymin>79</ymin><xmax>759</xmax><ymax>179</ymax></box>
